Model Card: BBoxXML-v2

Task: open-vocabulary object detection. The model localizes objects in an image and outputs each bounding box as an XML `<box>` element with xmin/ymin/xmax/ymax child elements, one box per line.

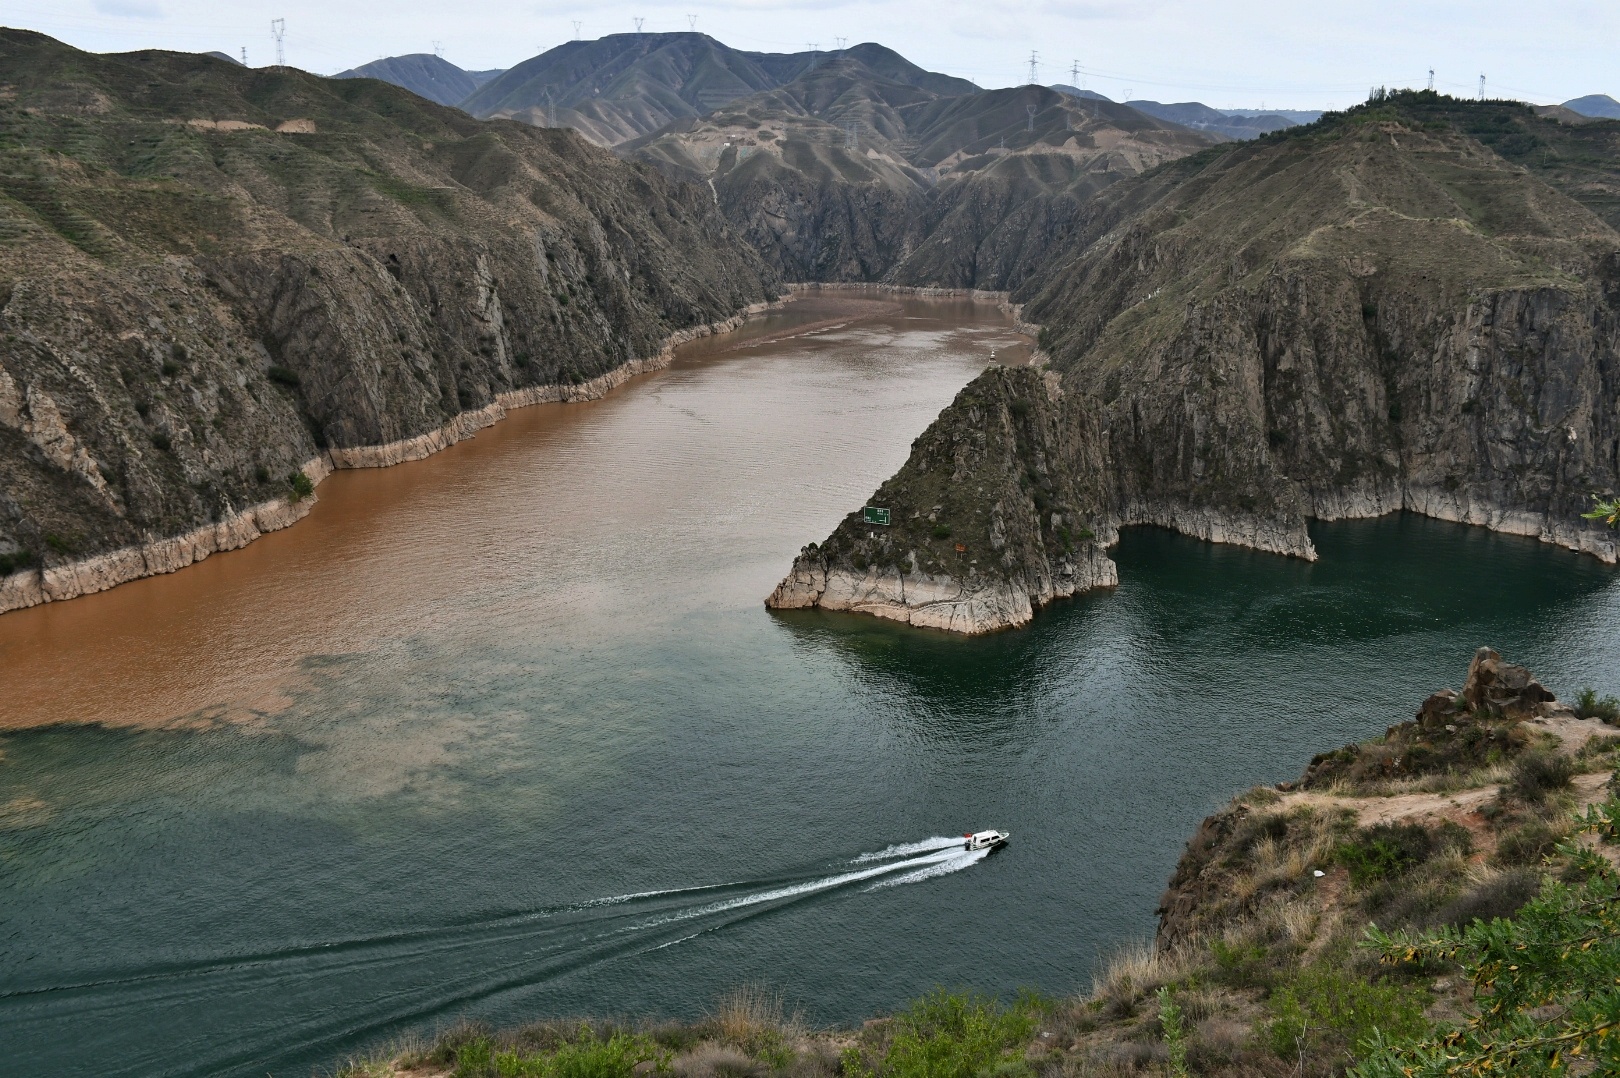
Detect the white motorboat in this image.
<box><xmin>963</xmin><ymin>829</ymin><xmax>1010</xmax><ymax>851</ymax></box>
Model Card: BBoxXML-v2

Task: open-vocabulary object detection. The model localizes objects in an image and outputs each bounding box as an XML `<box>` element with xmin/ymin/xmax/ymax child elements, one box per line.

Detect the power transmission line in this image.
<box><xmin>432</xmin><ymin>40</ymin><xmax>443</xmax><ymax>58</ymax></box>
<box><xmin>1027</xmin><ymin>51</ymin><xmax>1038</xmax><ymax>85</ymax></box>
<box><xmin>571</xmin><ymin>21</ymin><xmax>582</xmax><ymax>40</ymax></box>
<box><xmin>270</xmin><ymin>18</ymin><xmax>285</xmax><ymax>67</ymax></box>
<box><xmin>808</xmin><ymin>43</ymin><xmax>819</xmax><ymax>70</ymax></box>
<box><xmin>1478</xmin><ymin>73</ymin><xmax>1486</xmax><ymax>100</ymax></box>
<box><xmin>633</xmin><ymin>17</ymin><xmax>644</xmax><ymax>33</ymax></box>
<box><xmin>240</xmin><ymin>46</ymin><xmax>247</xmax><ymax>65</ymax></box>
<box><xmin>687</xmin><ymin>15</ymin><xmax>697</xmax><ymax>31</ymax></box>
<box><xmin>1426</xmin><ymin>68</ymin><xmax>1434</xmax><ymax>91</ymax></box>
<box><xmin>1026</xmin><ymin>103</ymin><xmax>1036</xmax><ymax>131</ymax></box>
<box><xmin>1070</xmin><ymin>60</ymin><xmax>1079</xmax><ymax>86</ymax></box>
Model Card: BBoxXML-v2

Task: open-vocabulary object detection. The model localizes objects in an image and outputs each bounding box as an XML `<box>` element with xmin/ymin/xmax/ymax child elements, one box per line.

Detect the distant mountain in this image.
<box><xmin>627</xmin><ymin>60</ymin><xmax>1217</xmax><ymax>281</ymax></box>
<box><xmin>1563</xmin><ymin>94</ymin><xmax>1620</xmax><ymax>119</ymax></box>
<box><xmin>1048</xmin><ymin>84</ymin><xmax>1111</xmax><ymax>102</ymax></box>
<box><xmin>202</xmin><ymin>51</ymin><xmax>242</xmax><ymax>66</ymax></box>
<box><xmin>462</xmin><ymin>34</ymin><xmax>975</xmax><ymax>147</ymax></box>
<box><xmin>1218</xmin><ymin>107</ymin><xmax>1322</xmax><ymax>124</ymax></box>
<box><xmin>1124</xmin><ymin>100</ymin><xmax>1295</xmax><ymax>140</ymax></box>
<box><xmin>1051</xmin><ymin>86</ymin><xmax>1315</xmax><ymax>140</ymax></box>
<box><xmin>333</xmin><ymin>54</ymin><xmax>502</xmax><ymax>108</ymax></box>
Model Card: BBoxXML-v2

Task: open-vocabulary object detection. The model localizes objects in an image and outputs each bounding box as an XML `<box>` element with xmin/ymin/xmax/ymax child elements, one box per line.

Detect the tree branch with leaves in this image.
<box><xmin>1583</xmin><ymin>495</ymin><xmax>1620</xmax><ymax>528</ymax></box>
<box><xmin>1352</xmin><ymin>800</ymin><xmax>1620</xmax><ymax>1078</ymax></box>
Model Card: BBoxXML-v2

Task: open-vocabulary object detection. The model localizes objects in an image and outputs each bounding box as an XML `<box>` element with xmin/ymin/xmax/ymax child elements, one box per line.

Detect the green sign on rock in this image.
<box><xmin>863</xmin><ymin>506</ymin><xmax>892</xmax><ymax>526</ymax></box>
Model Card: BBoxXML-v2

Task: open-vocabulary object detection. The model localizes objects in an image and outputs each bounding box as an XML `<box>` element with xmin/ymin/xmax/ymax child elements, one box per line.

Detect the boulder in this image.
<box><xmin>1460</xmin><ymin>647</ymin><xmax>1560</xmax><ymax>719</ymax></box>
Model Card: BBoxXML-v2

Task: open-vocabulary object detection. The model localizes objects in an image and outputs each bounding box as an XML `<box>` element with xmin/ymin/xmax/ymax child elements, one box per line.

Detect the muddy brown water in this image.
<box><xmin>0</xmin><ymin>295</ymin><xmax>1026</xmax><ymax>731</ymax></box>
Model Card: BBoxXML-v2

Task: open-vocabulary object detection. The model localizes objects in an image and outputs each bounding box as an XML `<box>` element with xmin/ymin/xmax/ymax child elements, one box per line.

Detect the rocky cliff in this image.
<box><xmin>0</xmin><ymin>30</ymin><xmax>775</xmax><ymax>613</ymax></box>
<box><xmin>770</xmin><ymin>95</ymin><xmax>1620</xmax><ymax>633</ymax></box>
<box><xmin>767</xmin><ymin>364</ymin><xmax>1118</xmax><ymax>630</ymax></box>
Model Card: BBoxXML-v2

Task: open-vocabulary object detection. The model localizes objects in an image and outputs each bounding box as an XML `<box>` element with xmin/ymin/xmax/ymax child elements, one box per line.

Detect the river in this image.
<box><xmin>1</xmin><ymin>295</ymin><xmax>1617</xmax><ymax>1077</ymax></box>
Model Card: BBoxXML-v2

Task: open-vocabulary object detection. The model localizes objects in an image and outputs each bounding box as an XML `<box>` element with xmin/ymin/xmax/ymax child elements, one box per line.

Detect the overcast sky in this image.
<box><xmin>6</xmin><ymin>0</ymin><xmax>1614</xmax><ymax>109</ymax></box>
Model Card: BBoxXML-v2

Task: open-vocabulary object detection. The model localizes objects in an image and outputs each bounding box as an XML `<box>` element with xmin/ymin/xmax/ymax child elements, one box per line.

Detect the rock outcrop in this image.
<box><xmin>766</xmin><ymin>364</ymin><xmax>1119</xmax><ymax>632</ymax></box>
<box><xmin>1453</xmin><ymin>646</ymin><xmax>1563</xmax><ymax>720</ymax></box>
<box><xmin>0</xmin><ymin>30</ymin><xmax>775</xmax><ymax>613</ymax></box>
<box><xmin>1159</xmin><ymin>648</ymin><xmax>1598</xmax><ymax>950</ymax></box>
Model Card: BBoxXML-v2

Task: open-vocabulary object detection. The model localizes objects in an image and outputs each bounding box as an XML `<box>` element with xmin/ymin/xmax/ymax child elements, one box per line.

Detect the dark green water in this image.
<box><xmin>1</xmin><ymin>301</ymin><xmax>1617</xmax><ymax>1077</ymax></box>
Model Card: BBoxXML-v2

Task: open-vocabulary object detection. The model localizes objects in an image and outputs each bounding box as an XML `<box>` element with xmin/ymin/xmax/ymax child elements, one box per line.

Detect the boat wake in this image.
<box><xmin>0</xmin><ymin>834</ymin><xmax>998</xmax><ymax>1078</ymax></box>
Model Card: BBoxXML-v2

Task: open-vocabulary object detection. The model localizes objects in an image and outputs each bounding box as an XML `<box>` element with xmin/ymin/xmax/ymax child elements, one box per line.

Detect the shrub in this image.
<box><xmin>44</xmin><ymin>533</ymin><xmax>73</xmax><ymax>554</ymax></box>
<box><xmin>453</xmin><ymin>1029</ymin><xmax>669</xmax><ymax>1078</ymax></box>
<box><xmin>171</xmin><ymin>342</ymin><xmax>188</xmax><ymax>361</ymax></box>
<box><xmin>1577</xmin><ymin>733</ymin><xmax>1620</xmax><ymax>761</ymax></box>
<box><xmin>161</xmin><ymin>359</ymin><xmax>180</xmax><ymax>377</ymax></box>
<box><xmin>1336</xmin><ymin>823</ymin><xmax>1452</xmax><ymax>886</ymax></box>
<box><xmin>854</xmin><ymin>990</ymin><xmax>1039</xmax><ymax>1078</ymax></box>
<box><xmin>1356</xmin><ymin>801</ymin><xmax>1620</xmax><ymax>1078</ymax></box>
<box><xmin>1156</xmin><ymin>987</ymin><xmax>1189</xmax><ymax>1078</ymax></box>
<box><xmin>713</xmin><ymin>985</ymin><xmax>796</xmax><ymax>1063</ymax></box>
<box><xmin>1573</xmin><ymin>687</ymin><xmax>1620</xmax><ymax>723</ymax></box>
<box><xmin>1260</xmin><ymin>967</ymin><xmax>1429</xmax><ymax>1066</ymax></box>
<box><xmin>0</xmin><ymin>549</ymin><xmax>35</xmax><ymax>575</ymax></box>
<box><xmin>1508</xmin><ymin>751</ymin><xmax>1574</xmax><ymax>802</ymax></box>
<box><xmin>287</xmin><ymin>471</ymin><xmax>314</xmax><ymax>502</ymax></box>
<box><xmin>932</xmin><ymin>523</ymin><xmax>952</xmax><ymax>540</ymax></box>
<box><xmin>267</xmin><ymin>365</ymin><xmax>301</xmax><ymax>387</ymax></box>
<box><xmin>254</xmin><ymin>464</ymin><xmax>270</xmax><ymax>484</ymax></box>
<box><xmin>1491</xmin><ymin>820</ymin><xmax>1563</xmax><ymax>867</ymax></box>
<box><xmin>1430</xmin><ymin>867</ymin><xmax>1539</xmax><ymax>928</ymax></box>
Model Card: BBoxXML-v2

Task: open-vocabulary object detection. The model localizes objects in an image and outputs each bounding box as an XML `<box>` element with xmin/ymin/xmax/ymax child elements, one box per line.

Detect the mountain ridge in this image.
<box><xmin>334</xmin><ymin>52</ymin><xmax>503</xmax><ymax>107</ymax></box>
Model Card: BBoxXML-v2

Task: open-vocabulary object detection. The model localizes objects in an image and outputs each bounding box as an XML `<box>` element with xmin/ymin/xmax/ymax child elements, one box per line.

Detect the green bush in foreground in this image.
<box><xmin>848</xmin><ymin>989</ymin><xmax>1042</xmax><ymax>1078</ymax></box>
<box><xmin>453</xmin><ymin>1028</ymin><xmax>670</xmax><ymax>1078</ymax></box>
<box><xmin>1573</xmin><ymin>687</ymin><xmax>1620</xmax><ymax>724</ymax></box>
<box><xmin>1354</xmin><ymin>799</ymin><xmax>1620</xmax><ymax>1078</ymax></box>
<box><xmin>1260</xmin><ymin>966</ymin><xmax>1430</xmax><ymax>1068</ymax></box>
<box><xmin>1156</xmin><ymin>986</ymin><xmax>1189</xmax><ymax>1078</ymax></box>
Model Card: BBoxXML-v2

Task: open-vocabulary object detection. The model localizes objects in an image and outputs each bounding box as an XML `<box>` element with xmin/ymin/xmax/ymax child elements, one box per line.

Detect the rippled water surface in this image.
<box><xmin>2</xmin><ymin>296</ymin><xmax>1617</xmax><ymax>1078</ymax></box>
